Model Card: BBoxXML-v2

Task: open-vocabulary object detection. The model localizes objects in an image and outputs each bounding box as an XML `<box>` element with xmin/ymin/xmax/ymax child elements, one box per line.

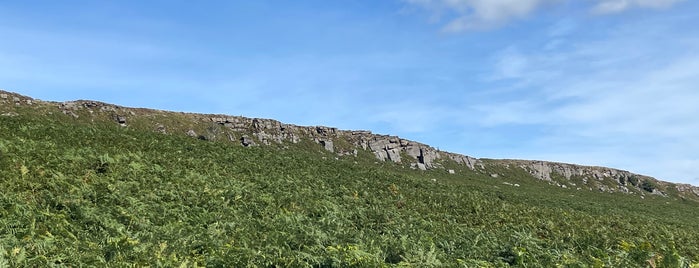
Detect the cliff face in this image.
<box><xmin>208</xmin><ymin>115</ymin><xmax>482</xmax><ymax>171</ymax></box>
<box><xmin>2</xmin><ymin>89</ymin><xmax>698</xmax><ymax>200</ymax></box>
<box><xmin>498</xmin><ymin>160</ymin><xmax>675</xmax><ymax>196</ymax></box>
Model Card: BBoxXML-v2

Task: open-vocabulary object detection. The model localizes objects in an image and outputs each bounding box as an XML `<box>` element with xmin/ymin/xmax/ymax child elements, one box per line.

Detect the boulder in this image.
<box><xmin>386</xmin><ymin>148</ymin><xmax>401</xmax><ymax>163</ymax></box>
<box><xmin>155</xmin><ymin>124</ymin><xmax>167</xmax><ymax>134</ymax></box>
<box><xmin>241</xmin><ymin>136</ymin><xmax>256</xmax><ymax>147</ymax></box>
<box><xmin>320</xmin><ymin>140</ymin><xmax>334</xmax><ymax>152</ymax></box>
<box><xmin>405</xmin><ymin>145</ymin><xmax>421</xmax><ymax>159</ymax></box>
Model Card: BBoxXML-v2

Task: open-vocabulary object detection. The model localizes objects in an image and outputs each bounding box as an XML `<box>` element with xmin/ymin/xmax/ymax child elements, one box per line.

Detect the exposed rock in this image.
<box><xmin>419</xmin><ymin>148</ymin><xmax>440</xmax><ymax>167</ymax></box>
<box><xmin>373</xmin><ymin>150</ymin><xmax>387</xmax><ymax>161</ymax></box>
<box><xmin>618</xmin><ymin>186</ymin><xmax>630</xmax><ymax>193</ymax></box>
<box><xmin>320</xmin><ymin>140</ymin><xmax>334</xmax><ymax>152</ymax></box>
<box><xmin>315</xmin><ymin>126</ymin><xmax>337</xmax><ymax>136</ymax></box>
<box><xmin>405</xmin><ymin>145</ymin><xmax>421</xmax><ymax>159</ymax></box>
<box><xmin>241</xmin><ymin>136</ymin><xmax>256</xmax><ymax>147</ymax></box>
<box><xmin>6</xmin><ymin>89</ymin><xmax>695</xmax><ymax>200</ymax></box>
<box><xmin>116</xmin><ymin>116</ymin><xmax>127</xmax><ymax>125</ymax></box>
<box><xmin>386</xmin><ymin>148</ymin><xmax>401</xmax><ymax>163</ymax></box>
<box><xmin>62</xmin><ymin>110</ymin><xmax>79</xmax><ymax>118</ymax></box>
<box><xmin>447</xmin><ymin>154</ymin><xmax>481</xmax><ymax>170</ymax></box>
<box><xmin>448</xmin><ymin>169</ymin><xmax>455</xmax><ymax>174</ymax></box>
<box><xmin>651</xmin><ymin>189</ymin><xmax>666</xmax><ymax>196</ymax></box>
<box><xmin>253</xmin><ymin>132</ymin><xmax>280</xmax><ymax>145</ymax></box>
<box><xmin>60</xmin><ymin>101</ymin><xmax>80</xmax><ymax>110</ymax></box>
<box><xmin>676</xmin><ymin>184</ymin><xmax>699</xmax><ymax>196</ymax></box>
<box><xmin>1</xmin><ymin>112</ymin><xmax>18</xmax><ymax>117</ymax></box>
<box><xmin>528</xmin><ymin>161</ymin><xmax>552</xmax><ymax>181</ymax></box>
<box><xmin>155</xmin><ymin>124</ymin><xmax>167</xmax><ymax>134</ymax></box>
<box><xmin>502</xmin><ymin>159</ymin><xmax>674</xmax><ymax>195</ymax></box>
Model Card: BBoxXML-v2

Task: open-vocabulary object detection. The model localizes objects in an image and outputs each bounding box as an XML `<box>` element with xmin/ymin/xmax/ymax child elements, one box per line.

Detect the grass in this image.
<box><xmin>1</xmin><ymin>103</ymin><xmax>699</xmax><ymax>267</ymax></box>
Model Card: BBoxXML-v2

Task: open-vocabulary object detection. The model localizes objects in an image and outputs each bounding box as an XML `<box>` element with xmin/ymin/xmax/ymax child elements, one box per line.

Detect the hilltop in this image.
<box><xmin>2</xmin><ymin>90</ymin><xmax>697</xmax><ymax>201</ymax></box>
<box><xmin>1</xmin><ymin>89</ymin><xmax>699</xmax><ymax>266</ymax></box>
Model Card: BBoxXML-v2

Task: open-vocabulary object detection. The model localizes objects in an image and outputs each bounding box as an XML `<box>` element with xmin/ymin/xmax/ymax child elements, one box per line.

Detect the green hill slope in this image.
<box><xmin>1</xmin><ymin>91</ymin><xmax>698</xmax><ymax>267</ymax></box>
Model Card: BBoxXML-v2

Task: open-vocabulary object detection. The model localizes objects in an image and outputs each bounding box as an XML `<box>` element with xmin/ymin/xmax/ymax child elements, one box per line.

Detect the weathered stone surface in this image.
<box><xmin>0</xmin><ymin>93</ymin><xmax>7</xmax><ymax>99</ymax></box>
<box><xmin>676</xmin><ymin>184</ymin><xmax>699</xmax><ymax>196</ymax></box>
<box><xmin>386</xmin><ymin>148</ymin><xmax>401</xmax><ymax>163</ymax></box>
<box><xmin>505</xmin><ymin>159</ymin><xmax>673</xmax><ymax>196</ymax></box>
<box><xmin>529</xmin><ymin>161</ymin><xmax>553</xmax><ymax>181</ymax></box>
<box><xmin>62</xmin><ymin>110</ymin><xmax>79</xmax><ymax>118</ymax></box>
<box><xmin>419</xmin><ymin>148</ymin><xmax>440</xmax><ymax>167</ymax></box>
<box><xmin>320</xmin><ymin>140</ymin><xmax>334</xmax><ymax>152</ymax></box>
<box><xmin>405</xmin><ymin>145</ymin><xmax>421</xmax><ymax>159</ymax></box>
<box><xmin>155</xmin><ymin>123</ymin><xmax>167</xmax><ymax>134</ymax></box>
<box><xmin>241</xmin><ymin>136</ymin><xmax>256</xmax><ymax>147</ymax></box>
<box><xmin>447</xmin><ymin>154</ymin><xmax>481</xmax><ymax>170</ymax></box>
<box><xmin>186</xmin><ymin>130</ymin><xmax>197</xmax><ymax>137</ymax></box>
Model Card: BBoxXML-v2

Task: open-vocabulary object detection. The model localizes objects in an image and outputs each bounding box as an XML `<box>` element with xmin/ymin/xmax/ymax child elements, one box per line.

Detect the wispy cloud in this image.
<box><xmin>592</xmin><ymin>0</ymin><xmax>686</xmax><ymax>14</ymax></box>
<box><xmin>404</xmin><ymin>0</ymin><xmax>687</xmax><ymax>31</ymax></box>
<box><xmin>470</xmin><ymin>15</ymin><xmax>699</xmax><ymax>183</ymax></box>
<box><xmin>404</xmin><ymin>0</ymin><xmax>555</xmax><ymax>31</ymax></box>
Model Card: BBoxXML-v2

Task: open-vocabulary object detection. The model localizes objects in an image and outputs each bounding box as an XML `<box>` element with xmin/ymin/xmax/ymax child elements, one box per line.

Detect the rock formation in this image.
<box><xmin>2</xmin><ymin>89</ymin><xmax>698</xmax><ymax>200</ymax></box>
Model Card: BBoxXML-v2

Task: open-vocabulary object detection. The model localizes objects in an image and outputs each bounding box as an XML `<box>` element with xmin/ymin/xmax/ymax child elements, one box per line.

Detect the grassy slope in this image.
<box><xmin>1</xmin><ymin>105</ymin><xmax>699</xmax><ymax>267</ymax></box>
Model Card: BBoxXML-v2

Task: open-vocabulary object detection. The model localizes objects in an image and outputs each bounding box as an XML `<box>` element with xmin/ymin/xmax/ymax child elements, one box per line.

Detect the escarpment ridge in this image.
<box><xmin>2</xmin><ymin>89</ymin><xmax>697</xmax><ymax>200</ymax></box>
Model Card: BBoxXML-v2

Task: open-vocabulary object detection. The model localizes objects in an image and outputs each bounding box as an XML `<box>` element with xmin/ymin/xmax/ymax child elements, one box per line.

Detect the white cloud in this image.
<box><xmin>404</xmin><ymin>0</ymin><xmax>686</xmax><ymax>31</ymax></box>
<box><xmin>405</xmin><ymin>0</ymin><xmax>554</xmax><ymax>31</ymax></box>
<box><xmin>592</xmin><ymin>0</ymin><xmax>686</xmax><ymax>14</ymax></box>
<box><xmin>472</xmin><ymin>17</ymin><xmax>699</xmax><ymax>184</ymax></box>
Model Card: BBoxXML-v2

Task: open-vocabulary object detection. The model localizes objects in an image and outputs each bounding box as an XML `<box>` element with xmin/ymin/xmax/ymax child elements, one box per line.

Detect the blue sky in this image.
<box><xmin>1</xmin><ymin>0</ymin><xmax>698</xmax><ymax>185</ymax></box>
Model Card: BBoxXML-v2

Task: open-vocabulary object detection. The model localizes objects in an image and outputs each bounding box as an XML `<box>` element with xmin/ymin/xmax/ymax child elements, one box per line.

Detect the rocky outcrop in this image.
<box><xmin>320</xmin><ymin>140</ymin><xmax>334</xmax><ymax>152</ymax></box>
<box><xmin>2</xmin><ymin>89</ymin><xmax>698</xmax><ymax>200</ymax></box>
<box><xmin>240</xmin><ymin>136</ymin><xmax>257</xmax><ymax>147</ymax></box>
<box><xmin>0</xmin><ymin>90</ymin><xmax>36</xmax><ymax>106</ymax></box>
<box><xmin>676</xmin><ymin>184</ymin><xmax>699</xmax><ymax>197</ymax></box>
<box><xmin>504</xmin><ymin>160</ymin><xmax>675</xmax><ymax>196</ymax></box>
<box><xmin>205</xmin><ymin>115</ymin><xmax>482</xmax><ymax>170</ymax></box>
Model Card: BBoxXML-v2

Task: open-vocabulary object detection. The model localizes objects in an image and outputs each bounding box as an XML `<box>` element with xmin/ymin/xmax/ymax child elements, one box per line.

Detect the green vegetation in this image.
<box><xmin>1</xmin><ymin>108</ymin><xmax>699</xmax><ymax>267</ymax></box>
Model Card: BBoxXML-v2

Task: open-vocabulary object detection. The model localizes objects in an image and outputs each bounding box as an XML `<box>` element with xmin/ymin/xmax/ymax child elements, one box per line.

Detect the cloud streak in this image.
<box><xmin>404</xmin><ymin>0</ymin><xmax>687</xmax><ymax>31</ymax></box>
<box><xmin>592</xmin><ymin>0</ymin><xmax>686</xmax><ymax>14</ymax></box>
<box><xmin>469</xmin><ymin>15</ymin><xmax>699</xmax><ymax>184</ymax></box>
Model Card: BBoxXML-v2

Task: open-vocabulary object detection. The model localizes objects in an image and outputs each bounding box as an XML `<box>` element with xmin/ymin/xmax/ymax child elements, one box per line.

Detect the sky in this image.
<box><xmin>1</xmin><ymin>0</ymin><xmax>698</xmax><ymax>185</ymax></box>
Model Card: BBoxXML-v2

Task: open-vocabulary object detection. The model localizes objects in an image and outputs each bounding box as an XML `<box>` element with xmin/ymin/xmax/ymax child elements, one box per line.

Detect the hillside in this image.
<box><xmin>2</xmin><ymin>90</ymin><xmax>697</xmax><ymax>201</ymax></box>
<box><xmin>1</xmin><ymin>90</ymin><xmax>699</xmax><ymax>267</ymax></box>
